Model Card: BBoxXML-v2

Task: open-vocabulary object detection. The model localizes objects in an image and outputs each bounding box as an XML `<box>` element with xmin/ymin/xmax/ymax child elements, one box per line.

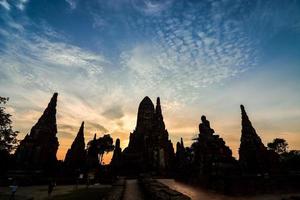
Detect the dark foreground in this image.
<box><xmin>1</xmin><ymin>179</ymin><xmax>300</xmax><ymax>200</ymax></box>
<box><xmin>159</xmin><ymin>179</ymin><xmax>300</xmax><ymax>200</ymax></box>
<box><xmin>0</xmin><ymin>185</ymin><xmax>110</xmax><ymax>200</ymax></box>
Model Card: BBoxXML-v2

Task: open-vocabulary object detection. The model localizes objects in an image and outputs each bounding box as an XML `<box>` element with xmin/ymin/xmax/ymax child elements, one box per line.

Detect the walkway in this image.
<box><xmin>122</xmin><ymin>179</ymin><xmax>146</xmax><ymax>200</ymax></box>
<box><xmin>158</xmin><ymin>179</ymin><xmax>300</xmax><ymax>200</ymax></box>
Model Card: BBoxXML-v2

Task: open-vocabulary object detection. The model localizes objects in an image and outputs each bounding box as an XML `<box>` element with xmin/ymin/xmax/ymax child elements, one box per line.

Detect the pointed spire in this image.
<box><xmin>115</xmin><ymin>138</ymin><xmax>120</xmax><ymax>148</ymax></box>
<box><xmin>93</xmin><ymin>133</ymin><xmax>97</xmax><ymax>140</ymax></box>
<box><xmin>240</xmin><ymin>104</ymin><xmax>252</xmax><ymax>128</ymax></box>
<box><xmin>16</xmin><ymin>93</ymin><xmax>59</xmax><ymax>169</ymax></box>
<box><xmin>33</xmin><ymin>92</ymin><xmax>58</xmax><ymax>134</ymax></box>
<box><xmin>180</xmin><ymin>137</ymin><xmax>184</xmax><ymax>149</ymax></box>
<box><xmin>176</xmin><ymin>142</ymin><xmax>182</xmax><ymax>153</ymax></box>
<box><xmin>64</xmin><ymin>122</ymin><xmax>86</xmax><ymax>167</ymax></box>
<box><xmin>240</xmin><ymin>105</ymin><xmax>259</xmax><ymax>138</ymax></box>
<box><xmin>239</xmin><ymin>104</ymin><xmax>270</xmax><ymax>174</ymax></box>
<box><xmin>111</xmin><ymin>138</ymin><xmax>122</xmax><ymax>167</ymax></box>
<box><xmin>154</xmin><ymin>97</ymin><xmax>166</xmax><ymax>131</ymax></box>
<box><xmin>70</xmin><ymin>121</ymin><xmax>85</xmax><ymax>149</ymax></box>
<box><xmin>156</xmin><ymin>97</ymin><xmax>162</xmax><ymax>115</ymax></box>
<box><xmin>77</xmin><ymin>121</ymin><xmax>84</xmax><ymax>141</ymax></box>
<box><xmin>240</xmin><ymin>104</ymin><xmax>246</xmax><ymax>113</ymax></box>
<box><xmin>79</xmin><ymin>121</ymin><xmax>84</xmax><ymax>136</ymax></box>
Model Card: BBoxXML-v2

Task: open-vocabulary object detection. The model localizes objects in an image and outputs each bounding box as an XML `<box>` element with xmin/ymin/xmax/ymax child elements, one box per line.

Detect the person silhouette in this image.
<box><xmin>48</xmin><ymin>179</ymin><xmax>56</xmax><ymax>198</ymax></box>
<box><xmin>9</xmin><ymin>180</ymin><xmax>18</xmax><ymax>200</ymax></box>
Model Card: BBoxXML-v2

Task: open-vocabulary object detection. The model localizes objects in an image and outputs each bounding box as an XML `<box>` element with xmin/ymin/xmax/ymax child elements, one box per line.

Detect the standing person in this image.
<box><xmin>47</xmin><ymin>180</ymin><xmax>56</xmax><ymax>198</ymax></box>
<box><xmin>9</xmin><ymin>181</ymin><xmax>18</xmax><ymax>200</ymax></box>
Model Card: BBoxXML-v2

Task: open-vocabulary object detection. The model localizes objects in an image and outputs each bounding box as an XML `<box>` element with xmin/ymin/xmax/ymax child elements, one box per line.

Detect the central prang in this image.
<box><xmin>112</xmin><ymin>96</ymin><xmax>174</xmax><ymax>176</ymax></box>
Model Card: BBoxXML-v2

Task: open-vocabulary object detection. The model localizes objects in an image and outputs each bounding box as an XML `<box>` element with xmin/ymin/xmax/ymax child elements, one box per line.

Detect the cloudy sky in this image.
<box><xmin>0</xmin><ymin>0</ymin><xmax>300</xmax><ymax>162</ymax></box>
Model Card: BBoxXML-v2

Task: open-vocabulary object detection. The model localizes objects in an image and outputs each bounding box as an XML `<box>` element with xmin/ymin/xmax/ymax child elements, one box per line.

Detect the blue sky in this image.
<box><xmin>0</xmin><ymin>0</ymin><xmax>300</xmax><ymax>161</ymax></box>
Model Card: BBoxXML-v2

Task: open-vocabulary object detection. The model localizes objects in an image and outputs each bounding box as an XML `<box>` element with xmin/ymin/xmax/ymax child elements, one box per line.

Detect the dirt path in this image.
<box><xmin>123</xmin><ymin>179</ymin><xmax>146</xmax><ymax>200</ymax></box>
<box><xmin>159</xmin><ymin>179</ymin><xmax>300</xmax><ymax>200</ymax></box>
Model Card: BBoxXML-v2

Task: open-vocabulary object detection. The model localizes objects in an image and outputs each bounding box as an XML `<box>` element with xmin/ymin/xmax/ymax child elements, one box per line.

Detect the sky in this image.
<box><xmin>0</xmin><ymin>0</ymin><xmax>300</xmax><ymax>163</ymax></box>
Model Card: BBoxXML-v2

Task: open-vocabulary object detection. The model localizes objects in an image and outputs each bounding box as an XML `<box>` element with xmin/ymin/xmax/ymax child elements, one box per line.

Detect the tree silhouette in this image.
<box><xmin>267</xmin><ymin>138</ymin><xmax>288</xmax><ymax>154</ymax></box>
<box><xmin>0</xmin><ymin>97</ymin><xmax>18</xmax><ymax>153</ymax></box>
<box><xmin>87</xmin><ymin>134</ymin><xmax>114</xmax><ymax>165</ymax></box>
<box><xmin>97</xmin><ymin>134</ymin><xmax>114</xmax><ymax>164</ymax></box>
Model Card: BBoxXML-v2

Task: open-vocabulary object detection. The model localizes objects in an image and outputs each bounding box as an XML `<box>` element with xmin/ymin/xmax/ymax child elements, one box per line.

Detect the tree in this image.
<box><xmin>96</xmin><ymin>134</ymin><xmax>114</xmax><ymax>164</ymax></box>
<box><xmin>267</xmin><ymin>138</ymin><xmax>288</xmax><ymax>154</ymax></box>
<box><xmin>0</xmin><ymin>97</ymin><xmax>18</xmax><ymax>153</ymax></box>
<box><xmin>87</xmin><ymin>134</ymin><xmax>114</xmax><ymax>165</ymax></box>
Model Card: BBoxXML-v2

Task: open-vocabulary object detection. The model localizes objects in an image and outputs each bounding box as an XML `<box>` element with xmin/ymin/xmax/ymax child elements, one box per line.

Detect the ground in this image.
<box><xmin>1</xmin><ymin>180</ymin><xmax>300</xmax><ymax>200</ymax></box>
<box><xmin>0</xmin><ymin>184</ymin><xmax>111</xmax><ymax>200</ymax></box>
<box><xmin>159</xmin><ymin>179</ymin><xmax>300</xmax><ymax>200</ymax></box>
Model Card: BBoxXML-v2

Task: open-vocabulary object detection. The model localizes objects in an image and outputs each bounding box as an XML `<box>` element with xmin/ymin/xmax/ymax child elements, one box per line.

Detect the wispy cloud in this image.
<box><xmin>65</xmin><ymin>0</ymin><xmax>77</xmax><ymax>9</ymax></box>
<box><xmin>0</xmin><ymin>0</ymin><xmax>10</xmax><ymax>10</ymax></box>
<box><xmin>0</xmin><ymin>0</ymin><xmax>29</xmax><ymax>11</ymax></box>
<box><xmin>16</xmin><ymin>0</ymin><xmax>29</xmax><ymax>11</ymax></box>
<box><xmin>131</xmin><ymin>0</ymin><xmax>174</xmax><ymax>15</ymax></box>
<box><xmin>121</xmin><ymin>1</ymin><xmax>258</xmax><ymax>102</ymax></box>
<box><xmin>86</xmin><ymin>122</ymin><xmax>109</xmax><ymax>134</ymax></box>
<box><xmin>0</xmin><ymin>20</ymin><xmax>109</xmax><ymax>93</ymax></box>
<box><xmin>102</xmin><ymin>105</ymin><xmax>124</xmax><ymax>120</ymax></box>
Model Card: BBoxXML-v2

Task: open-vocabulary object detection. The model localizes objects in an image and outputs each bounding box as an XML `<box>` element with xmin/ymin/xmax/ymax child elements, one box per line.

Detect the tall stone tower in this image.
<box><xmin>239</xmin><ymin>105</ymin><xmax>270</xmax><ymax>174</ymax></box>
<box><xmin>15</xmin><ymin>93</ymin><xmax>59</xmax><ymax>171</ymax></box>
<box><xmin>111</xmin><ymin>138</ymin><xmax>122</xmax><ymax>172</ymax></box>
<box><xmin>122</xmin><ymin>96</ymin><xmax>174</xmax><ymax>175</ymax></box>
<box><xmin>64</xmin><ymin>122</ymin><xmax>86</xmax><ymax>171</ymax></box>
<box><xmin>175</xmin><ymin>138</ymin><xmax>186</xmax><ymax>169</ymax></box>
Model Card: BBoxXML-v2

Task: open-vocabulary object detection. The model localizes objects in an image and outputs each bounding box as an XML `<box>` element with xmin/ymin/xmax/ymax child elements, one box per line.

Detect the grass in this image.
<box><xmin>0</xmin><ymin>187</ymin><xmax>110</xmax><ymax>200</ymax></box>
<box><xmin>0</xmin><ymin>194</ymin><xmax>29</xmax><ymax>200</ymax></box>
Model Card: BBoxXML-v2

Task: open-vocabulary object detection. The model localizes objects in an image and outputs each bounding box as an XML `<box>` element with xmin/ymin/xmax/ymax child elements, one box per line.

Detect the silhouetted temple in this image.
<box><xmin>5</xmin><ymin>92</ymin><xmax>299</xmax><ymax>194</ymax></box>
<box><xmin>191</xmin><ymin>115</ymin><xmax>236</xmax><ymax>181</ymax></box>
<box><xmin>239</xmin><ymin>105</ymin><xmax>278</xmax><ymax>174</ymax></box>
<box><xmin>111</xmin><ymin>138</ymin><xmax>122</xmax><ymax>172</ymax></box>
<box><xmin>121</xmin><ymin>97</ymin><xmax>174</xmax><ymax>175</ymax></box>
<box><xmin>64</xmin><ymin>122</ymin><xmax>86</xmax><ymax>171</ymax></box>
<box><xmin>15</xmin><ymin>93</ymin><xmax>59</xmax><ymax>171</ymax></box>
<box><xmin>175</xmin><ymin>138</ymin><xmax>186</xmax><ymax>165</ymax></box>
<box><xmin>174</xmin><ymin>138</ymin><xmax>190</xmax><ymax>180</ymax></box>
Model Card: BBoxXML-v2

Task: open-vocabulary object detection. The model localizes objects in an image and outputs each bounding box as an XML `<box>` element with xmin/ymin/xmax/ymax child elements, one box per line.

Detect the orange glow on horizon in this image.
<box><xmin>15</xmin><ymin>95</ymin><xmax>300</xmax><ymax>164</ymax></box>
